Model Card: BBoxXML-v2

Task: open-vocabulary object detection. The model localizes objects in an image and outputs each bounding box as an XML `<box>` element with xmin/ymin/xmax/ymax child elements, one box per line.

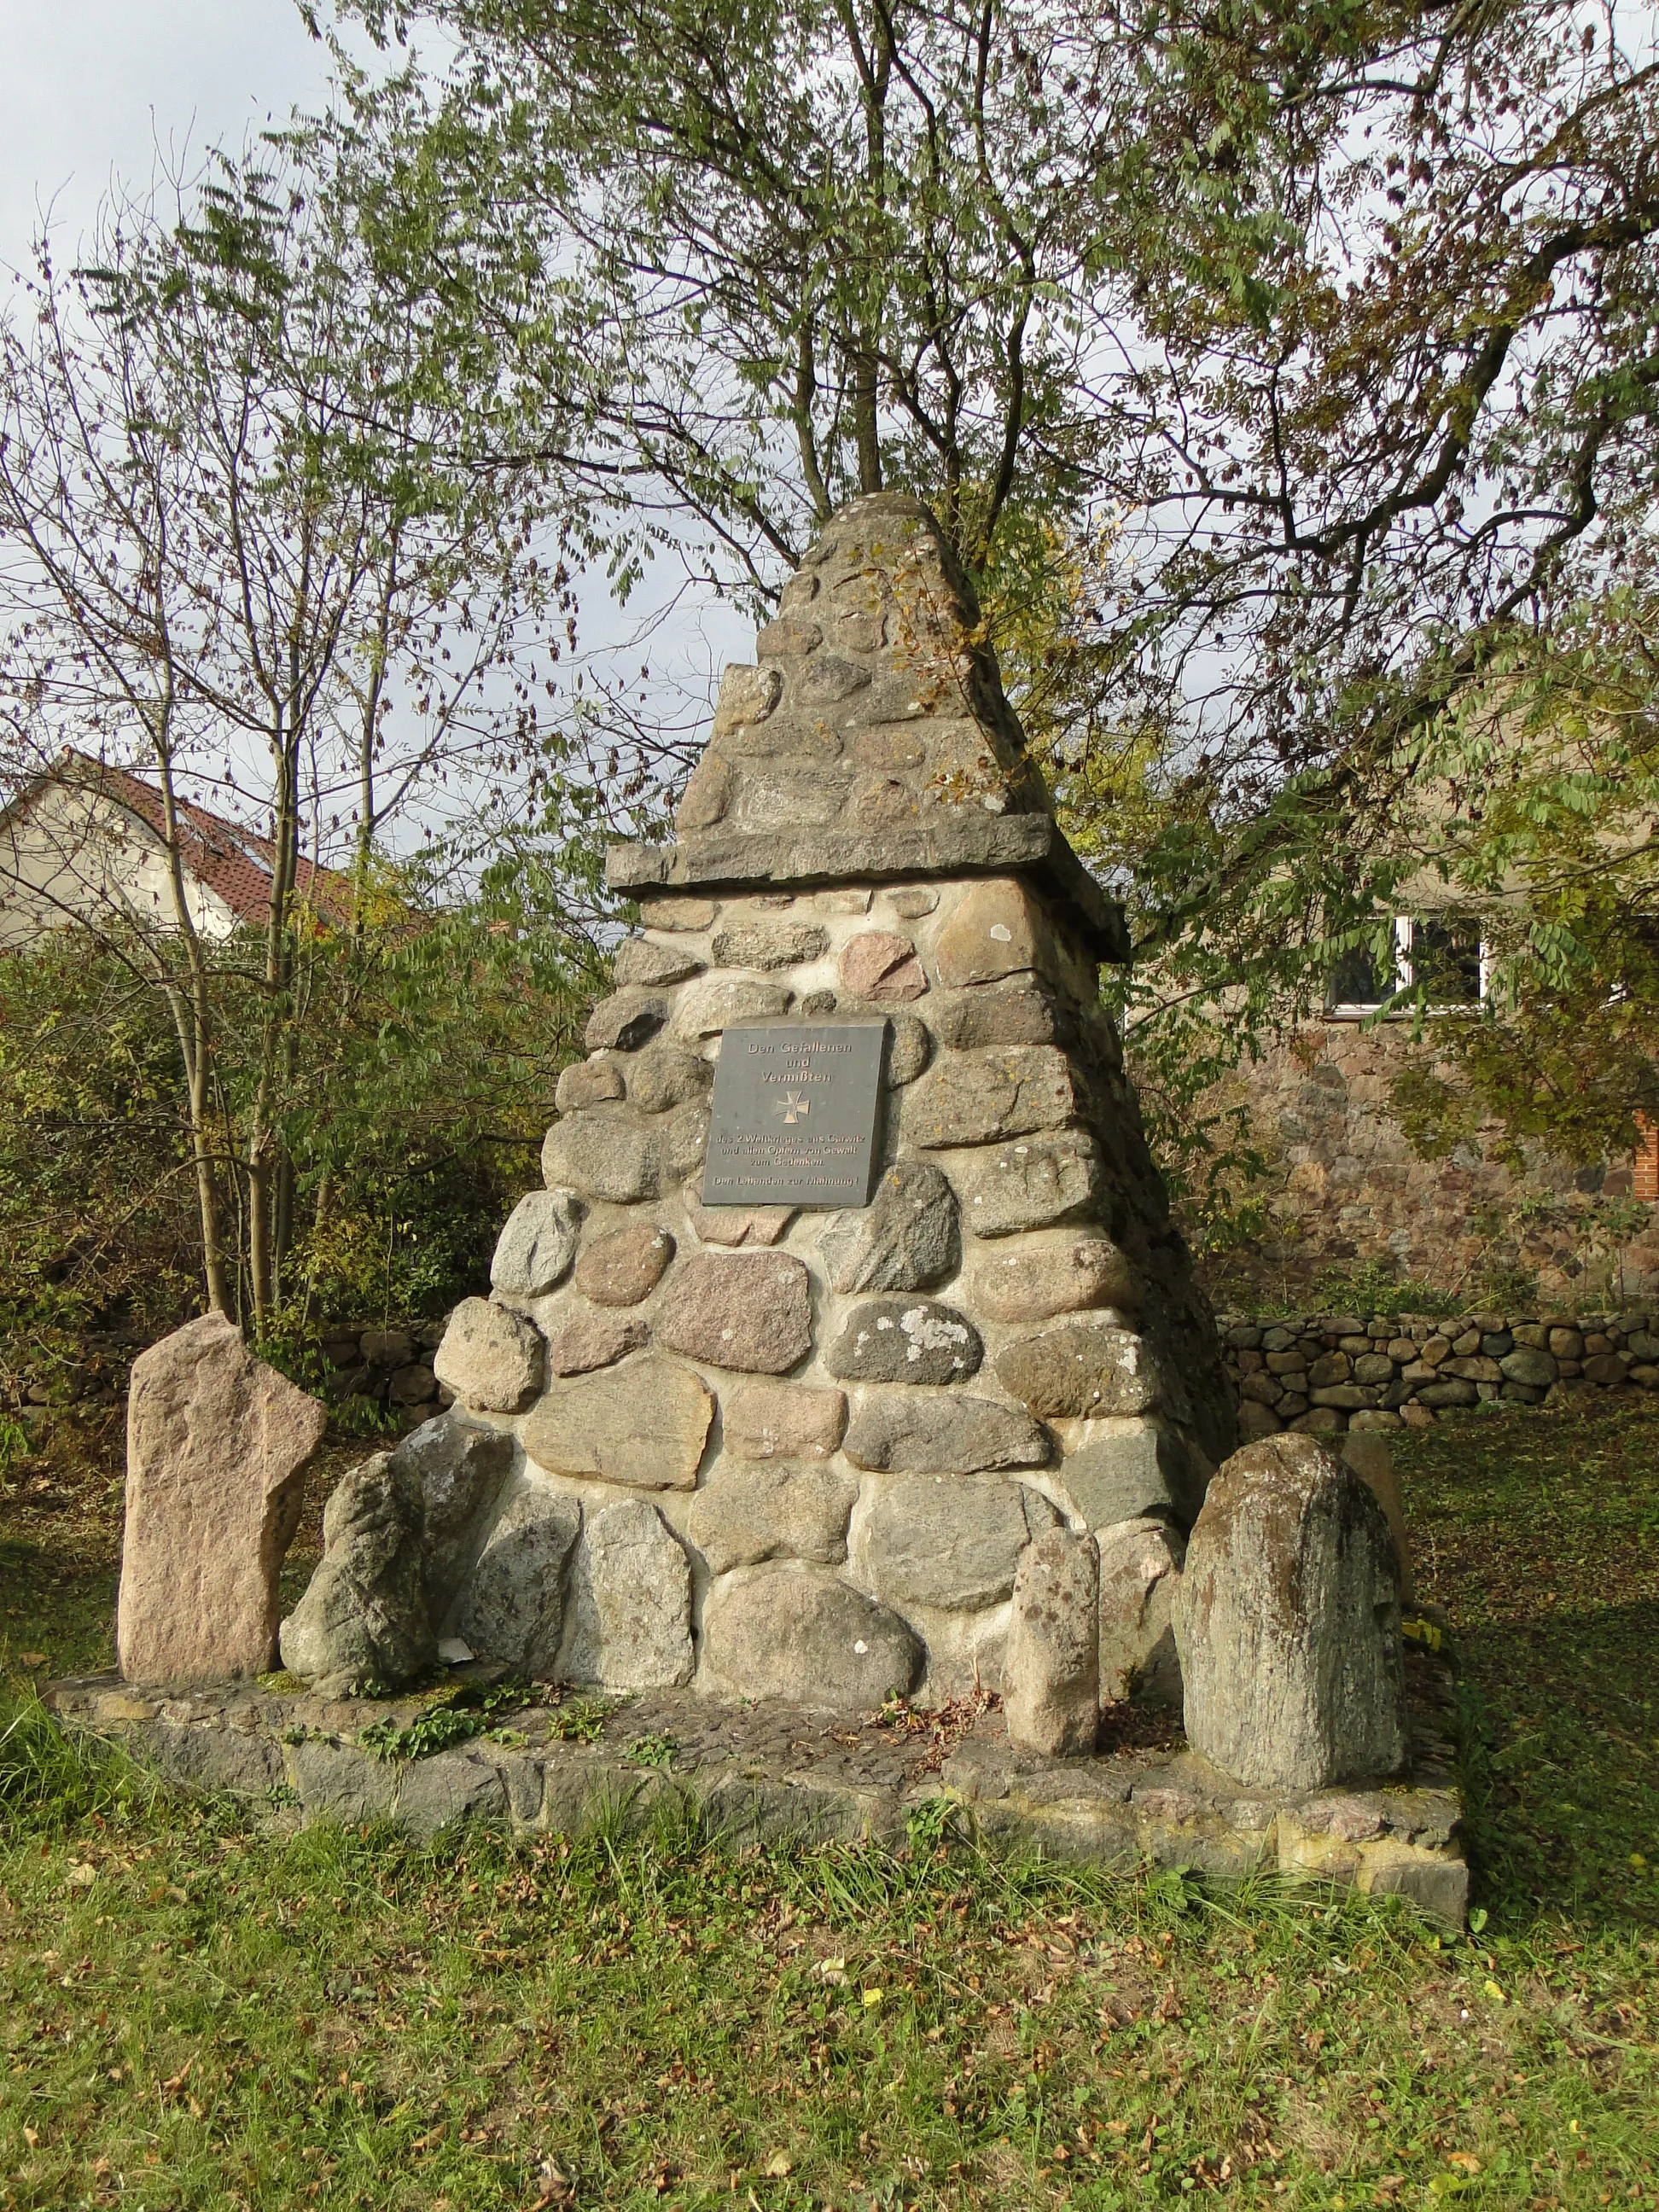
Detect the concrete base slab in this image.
<box><xmin>44</xmin><ymin>1644</ymin><xmax>1466</xmax><ymax>1924</ymax></box>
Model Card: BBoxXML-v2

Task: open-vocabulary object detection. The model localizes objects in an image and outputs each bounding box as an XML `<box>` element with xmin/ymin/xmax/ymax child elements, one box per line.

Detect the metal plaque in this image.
<box><xmin>701</xmin><ymin>1022</ymin><xmax>887</xmax><ymax>1208</ymax></box>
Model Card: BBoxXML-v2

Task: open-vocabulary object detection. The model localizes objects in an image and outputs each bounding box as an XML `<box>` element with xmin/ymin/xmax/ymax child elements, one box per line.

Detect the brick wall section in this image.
<box><xmin>1220</xmin><ymin>1307</ymin><xmax>1659</xmax><ymax>1437</ymax></box>
<box><xmin>1216</xmin><ymin>1020</ymin><xmax>1659</xmax><ymax>1305</ymax></box>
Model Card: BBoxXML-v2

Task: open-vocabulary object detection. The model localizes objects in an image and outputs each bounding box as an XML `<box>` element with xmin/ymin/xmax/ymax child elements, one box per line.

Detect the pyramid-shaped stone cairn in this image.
<box><xmin>434</xmin><ymin>492</ymin><xmax>1236</xmax><ymax>1714</ymax></box>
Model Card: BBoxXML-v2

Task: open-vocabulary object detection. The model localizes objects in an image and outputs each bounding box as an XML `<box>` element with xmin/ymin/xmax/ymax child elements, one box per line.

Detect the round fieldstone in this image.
<box><xmin>700</xmin><ymin>1566</ymin><xmax>922</xmax><ymax>1710</ymax></box>
<box><xmin>905</xmin><ymin>1047</ymin><xmax>1080</xmax><ymax>1150</ymax></box>
<box><xmin>824</xmin><ymin>1299</ymin><xmax>982</xmax><ymax>1385</ymax></box>
<box><xmin>672</xmin><ymin>974</ymin><xmax>794</xmax><ymax>1041</ymax></box>
<box><xmin>522</xmin><ymin>1356</ymin><xmax>714</xmax><ymax>1489</ymax></box>
<box><xmin>859</xmin><ymin>1475</ymin><xmax>1057</xmax><ymax>1611</ymax></box>
<box><xmin>839</xmin><ymin>931</ymin><xmax>928</xmax><ymax>1003</ymax></box>
<box><xmin>723</xmin><ymin>1380</ymin><xmax>847</xmax><ymax>1461</ymax></box>
<box><xmin>653</xmin><ymin>1251</ymin><xmax>813</xmax><ymax>1374</ymax></box>
<box><xmin>490</xmin><ymin>1188</ymin><xmax>584</xmax><ymax>1298</ymax></box>
<box><xmin>585</xmin><ymin>990</ymin><xmax>669</xmax><ymax>1052</ymax></box>
<box><xmin>710</xmin><ymin>919</ymin><xmax>830</xmax><ymax>969</ymax></box>
<box><xmin>995</xmin><ymin>1319</ymin><xmax>1162</xmax><ymax>1421</ymax></box>
<box><xmin>555</xmin><ymin>1057</ymin><xmax>626</xmax><ymax>1114</ymax></box>
<box><xmin>541</xmin><ymin>1110</ymin><xmax>661</xmax><ymax>1203</ymax></box>
<box><xmin>613</xmin><ymin>937</ymin><xmax>705</xmax><ymax>988</ymax></box>
<box><xmin>457</xmin><ymin>1487</ymin><xmax>583</xmax><ymax>1676</ymax></box>
<box><xmin>624</xmin><ymin>1045</ymin><xmax>713</xmax><ymax>1115</ymax></box>
<box><xmin>841</xmin><ymin>1391</ymin><xmax>1049</xmax><ymax>1476</ymax></box>
<box><xmin>968</xmin><ymin>1237</ymin><xmax>1135</xmax><ymax>1322</ymax></box>
<box><xmin>543</xmin><ymin>1308</ymin><xmax>650</xmax><ymax>1377</ymax></box>
<box><xmin>819</xmin><ymin>1161</ymin><xmax>958</xmax><ymax>1294</ymax></box>
<box><xmin>932</xmin><ymin>878</ymin><xmax>1051</xmax><ymax>988</ymax></box>
<box><xmin>1173</xmin><ymin>1433</ymin><xmax>1407</xmax><ymax>1790</ymax></box>
<box><xmin>574</xmin><ymin>1221</ymin><xmax>676</xmax><ymax>1307</ymax></box>
<box><xmin>687</xmin><ymin>1462</ymin><xmax>859</xmax><ymax>1575</ymax></box>
<box><xmin>1499</xmin><ymin>1345</ymin><xmax>1558</xmax><ymax>1388</ymax></box>
<box><xmin>434</xmin><ymin>1298</ymin><xmax>545</xmax><ymax>1414</ymax></box>
<box><xmin>562</xmin><ymin>1499</ymin><xmax>693</xmax><ymax>1690</ymax></box>
<box><xmin>959</xmin><ymin>1131</ymin><xmax>1104</xmax><ymax>1237</ymax></box>
<box><xmin>884</xmin><ymin>1013</ymin><xmax>932</xmax><ymax>1085</ymax></box>
<box><xmin>1004</xmin><ymin>1528</ymin><xmax>1100</xmax><ymax>1756</ymax></box>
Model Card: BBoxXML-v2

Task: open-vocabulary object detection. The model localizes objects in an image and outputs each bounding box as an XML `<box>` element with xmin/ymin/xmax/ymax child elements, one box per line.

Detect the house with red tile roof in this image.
<box><xmin>0</xmin><ymin>748</ymin><xmax>351</xmax><ymax>949</ymax></box>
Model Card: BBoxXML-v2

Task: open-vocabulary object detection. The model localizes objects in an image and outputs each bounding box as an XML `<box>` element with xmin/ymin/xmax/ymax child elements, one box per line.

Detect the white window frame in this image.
<box><xmin>1324</xmin><ymin>915</ymin><xmax>1487</xmax><ymax>1022</ymax></box>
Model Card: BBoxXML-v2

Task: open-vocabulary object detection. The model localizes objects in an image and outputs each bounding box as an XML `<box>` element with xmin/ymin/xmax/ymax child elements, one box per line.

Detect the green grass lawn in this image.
<box><xmin>2</xmin><ymin>1395</ymin><xmax>1656</xmax><ymax>2210</ymax></box>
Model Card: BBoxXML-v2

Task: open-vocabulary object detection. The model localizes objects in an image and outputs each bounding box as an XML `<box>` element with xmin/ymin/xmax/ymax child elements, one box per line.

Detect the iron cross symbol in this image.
<box><xmin>774</xmin><ymin>1090</ymin><xmax>812</xmax><ymax>1125</ymax></box>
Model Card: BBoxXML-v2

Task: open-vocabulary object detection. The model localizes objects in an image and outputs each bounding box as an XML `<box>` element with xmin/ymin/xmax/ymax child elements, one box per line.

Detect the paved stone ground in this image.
<box><xmin>45</xmin><ymin>1638</ymin><xmax>1466</xmax><ymax>1924</ymax></box>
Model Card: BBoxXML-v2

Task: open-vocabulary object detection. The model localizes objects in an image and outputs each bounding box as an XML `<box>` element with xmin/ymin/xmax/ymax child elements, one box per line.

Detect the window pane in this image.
<box><xmin>1327</xmin><ymin>945</ymin><xmax>1384</xmax><ymax>1004</ymax></box>
<box><xmin>1411</xmin><ymin>918</ymin><xmax>1481</xmax><ymax>1003</ymax></box>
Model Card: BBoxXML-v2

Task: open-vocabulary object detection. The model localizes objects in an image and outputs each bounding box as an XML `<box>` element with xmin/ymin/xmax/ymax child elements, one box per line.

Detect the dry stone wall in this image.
<box><xmin>1220</xmin><ymin>1305</ymin><xmax>1659</xmax><ymax>1436</ymax></box>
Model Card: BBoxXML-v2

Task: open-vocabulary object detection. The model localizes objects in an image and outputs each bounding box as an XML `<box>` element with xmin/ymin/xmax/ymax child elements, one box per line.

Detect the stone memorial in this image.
<box><xmin>80</xmin><ymin>494</ymin><xmax>1453</xmax><ymax>1910</ymax></box>
<box><xmin>271</xmin><ymin>494</ymin><xmax>1235</xmax><ymax>1720</ymax></box>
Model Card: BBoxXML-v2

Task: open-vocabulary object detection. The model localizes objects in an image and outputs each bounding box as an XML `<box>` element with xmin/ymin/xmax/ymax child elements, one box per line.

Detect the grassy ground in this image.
<box><xmin>2</xmin><ymin>1397</ymin><xmax>1656</xmax><ymax>2210</ymax></box>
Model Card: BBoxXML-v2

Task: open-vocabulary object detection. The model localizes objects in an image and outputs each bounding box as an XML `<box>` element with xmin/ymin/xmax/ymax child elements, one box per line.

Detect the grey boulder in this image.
<box><xmin>824</xmin><ymin>1299</ymin><xmax>982</xmax><ymax>1385</ymax></box>
<box><xmin>490</xmin><ymin>1188</ymin><xmax>583</xmax><ymax>1297</ymax></box>
<box><xmin>700</xmin><ymin>1567</ymin><xmax>922</xmax><ymax>1711</ymax></box>
<box><xmin>1057</xmin><ymin>1417</ymin><xmax>1205</xmax><ymax>1530</ymax></box>
<box><xmin>457</xmin><ymin>1487</ymin><xmax>583</xmax><ymax>1675</ymax></box>
<box><xmin>686</xmin><ymin>1461</ymin><xmax>859</xmax><ymax>1575</ymax></box>
<box><xmin>1097</xmin><ymin>1516</ymin><xmax>1185</xmax><ymax>1707</ymax></box>
<box><xmin>858</xmin><ymin>1476</ymin><xmax>1057</xmax><ymax>1612</ymax></box>
<box><xmin>1173</xmin><ymin>1433</ymin><xmax>1407</xmax><ymax>1790</ymax></box>
<box><xmin>394</xmin><ymin>1413</ymin><xmax>515</xmax><ymax>1620</ymax></box>
<box><xmin>1003</xmin><ymin>1528</ymin><xmax>1100</xmax><ymax>1756</ymax></box>
<box><xmin>434</xmin><ymin>1298</ymin><xmax>545</xmax><ymax>1414</ymax></box>
<box><xmin>279</xmin><ymin>1453</ymin><xmax>434</xmax><ymax>1696</ymax></box>
<box><xmin>560</xmin><ymin>1499</ymin><xmax>694</xmax><ymax>1690</ymax></box>
<box><xmin>841</xmin><ymin>1391</ymin><xmax>1049</xmax><ymax>1476</ymax></box>
<box><xmin>819</xmin><ymin>1161</ymin><xmax>958</xmax><ymax>1293</ymax></box>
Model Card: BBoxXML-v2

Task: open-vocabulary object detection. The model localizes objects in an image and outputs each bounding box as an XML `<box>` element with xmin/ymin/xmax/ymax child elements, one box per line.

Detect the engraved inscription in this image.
<box><xmin>702</xmin><ymin>1022</ymin><xmax>886</xmax><ymax>1208</ymax></box>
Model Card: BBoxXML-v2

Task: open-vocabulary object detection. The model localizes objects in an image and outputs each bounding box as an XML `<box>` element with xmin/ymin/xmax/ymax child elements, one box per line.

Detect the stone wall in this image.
<box><xmin>1220</xmin><ymin>1305</ymin><xmax>1659</xmax><ymax>1437</ymax></box>
<box><xmin>316</xmin><ymin>1322</ymin><xmax>447</xmax><ymax>1423</ymax></box>
<box><xmin>1206</xmin><ymin>1018</ymin><xmax>1659</xmax><ymax>1308</ymax></box>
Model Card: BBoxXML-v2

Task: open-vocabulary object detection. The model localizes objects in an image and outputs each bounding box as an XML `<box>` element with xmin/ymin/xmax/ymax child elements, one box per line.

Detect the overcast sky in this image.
<box><xmin>0</xmin><ymin>1</ymin><xmax>357</xmax><ymax>272</ymax></box>
<box><xmin>0</xmin><ymin>1</ymin><xmax>752</xmax><ymax>845</ymax></box>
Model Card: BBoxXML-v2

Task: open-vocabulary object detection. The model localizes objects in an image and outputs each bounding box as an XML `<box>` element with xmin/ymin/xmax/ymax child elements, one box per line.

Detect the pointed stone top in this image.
<box><xmin>607</xmin><ymin>495</ymin><xmax>1126</xmax><ymax>960</ymax></box>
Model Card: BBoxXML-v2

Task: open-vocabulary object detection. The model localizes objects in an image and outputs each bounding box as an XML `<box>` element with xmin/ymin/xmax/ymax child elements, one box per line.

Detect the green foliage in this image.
<box><xmin>620</xmin><ymin>1732</ymin><xmax>677</xmax><ymax>1773</ymax></box>
<box><xmin>0</xmin><ymin>840</ymin><xmax>602</xmax><ymax>1386</ymax></box>
<box><xmin>1379</xmin><ymin>594</ymin><xmax>1659</xmax><ymax>1166</ymax></box>
<box><xmin>0</xmin><ymin>934</ymin><xmax>203</xmax><ymax>1353</ymax></box>
<box><xmin>544</xmin><ymin>1697</ymin><xmax>615</xmax><ymax>1744</ymax></box>
<box><xmin>358</xmin><ymin>1681</ymin><xmax>537</xmax><ymax>1763</ymax></box>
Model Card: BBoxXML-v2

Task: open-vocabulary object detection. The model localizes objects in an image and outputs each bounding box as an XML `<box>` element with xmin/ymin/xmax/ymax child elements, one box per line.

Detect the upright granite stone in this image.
<box><xmin>1097</xmin><ymin>1516</ymin><xmax>1185</xmax><ymax>1707</ymax></box>
<box><xmin>562</xmin><ymin>1499</ymin><xmax>693</xmax><ymax>1690</ymax></box>
<box><xmin>434</xmin><ymin>491</ymin><xmax>1233</xmax><ymax>1717</ymax></box>
<box><xmin>396</xmin><ymin>1413</ymin><xmax>515</xmax><ymax>1621</ymax></box>
<box><xmin>434</xmin><ymin>1298</ymin><xmax>544</xmax><ymax>1413</ymax></box>
<box><xmin>1004</xmin><ymin>1528</ymin><xmax>1100</xmax><ymax>1756</ymax></box>
<box><xmin>1173</xmin><ymin>1434</ymin><xmax>1407</xmax><ymax>1790</ymax></box>
<box><xmin>279</xmin><ymin>1452</ymin><xmax>434</xmax><ymax>1696</ymax></box>
<box><xmin>119</xmin><ymin>1313</ymin><xmax>326</xmax><ymax>1685</ymax></box>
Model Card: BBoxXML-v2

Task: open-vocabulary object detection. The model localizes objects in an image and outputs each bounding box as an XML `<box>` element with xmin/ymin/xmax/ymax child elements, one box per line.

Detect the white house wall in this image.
<box><xmin>0</xmin><ymin>783</ymin><xmax>241</xmax><ymax>950</ymax></box>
